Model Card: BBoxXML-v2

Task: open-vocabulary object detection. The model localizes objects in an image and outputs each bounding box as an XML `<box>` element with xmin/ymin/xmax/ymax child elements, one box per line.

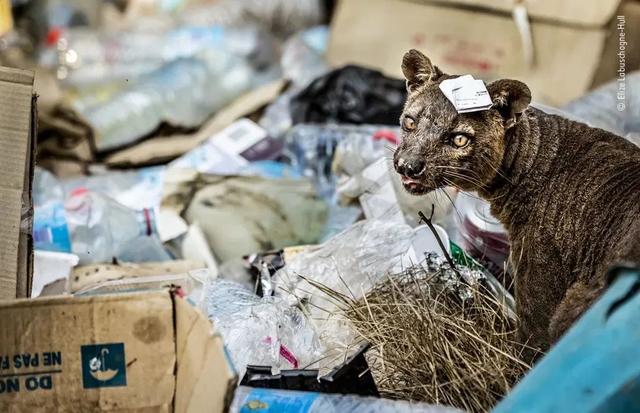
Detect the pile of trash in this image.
<box><xmin>1</xmin><ymin>0</ymin><xmax>639</xmax><ymax>412</ymax></box>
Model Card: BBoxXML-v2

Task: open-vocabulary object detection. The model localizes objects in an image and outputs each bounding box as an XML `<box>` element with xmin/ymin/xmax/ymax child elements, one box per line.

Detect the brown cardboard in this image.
<box><xmin>0</xmin><ymin>66</ymin><xmax>36</xmax><ymax>299</ymax></box>
<box><xmin>69</xmin><ymin>260</ymin><xmax>205</xmax><ymax>293</ymax></box>
<box><xmin>592</xmin><ymin>1</ymin><xmax>640</xmax><ymax>88</ymax></box>
<box><xmin>327</xmin><ymin>0</ymin><xmax>627</xmax><ymax>106</ymax></box>
<box><xmin>423</xmin><ymin>0</ymin><xmax>621</xmax><ymax>27</ymax></box>
<box><xmin>0</xmin><ymin>290</ymin><xmax>236</xmax><ymax>412</ymax></box>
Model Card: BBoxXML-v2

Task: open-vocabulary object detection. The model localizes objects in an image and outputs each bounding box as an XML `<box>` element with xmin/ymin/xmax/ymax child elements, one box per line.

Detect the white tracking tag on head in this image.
<box><xmin>438</xmin><ymin>75</ymin><xmax>473</xmax><ymax>103</ymax></box>
<box><xmin>439</xmin><ymin>75</ymin><xmax>493</xmax><ymax>113</ymax></box>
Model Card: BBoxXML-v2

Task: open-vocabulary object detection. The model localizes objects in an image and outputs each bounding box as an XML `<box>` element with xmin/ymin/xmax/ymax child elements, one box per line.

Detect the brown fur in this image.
<box><xmin>393</xmin><ymin>49</ymin><xmax>640</xmax><ymax>352</ymax></box>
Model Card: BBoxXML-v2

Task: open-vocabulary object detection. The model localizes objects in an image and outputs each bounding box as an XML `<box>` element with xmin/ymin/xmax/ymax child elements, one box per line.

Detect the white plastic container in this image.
<box><xmin>32</xmin><ymin>250</ymin><xmax>79</xmax><ymax>297</ymax></box>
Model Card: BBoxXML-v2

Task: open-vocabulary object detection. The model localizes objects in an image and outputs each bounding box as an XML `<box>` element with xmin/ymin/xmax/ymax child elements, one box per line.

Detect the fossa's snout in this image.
<box><xmin>394</xmin><ymin>154</ymin><xmax>426</xmax><ymax>179</ymax></box>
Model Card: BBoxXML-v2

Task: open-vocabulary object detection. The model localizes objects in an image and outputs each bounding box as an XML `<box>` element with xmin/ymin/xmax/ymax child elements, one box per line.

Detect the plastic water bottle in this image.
<box><xmin>284</xmin><ymin>124</ymin><xmax>400</xmax><ymax>200</ymax></box>
<box><xmin>230</xmin><ymin>386</ymin><xmax>463</xmax><ymax>413</ymax></box>
<box><xmin>65</xmin><ymin>189</ymin><xmax>170</xmax><ymax>265</ymax></box>
<box><xmin>46</xmin><ymin>25</ymin><xmax>268</xmax><ymax>87</ymax></box>
<box><xmin>33</xmin><ymin>168</ymin><xmax>72</xmax><ymax>253</ymax></box>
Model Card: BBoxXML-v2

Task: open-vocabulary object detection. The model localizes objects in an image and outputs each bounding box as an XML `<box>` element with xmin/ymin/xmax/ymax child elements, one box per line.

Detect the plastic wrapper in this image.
<box><xmin>230</xmin><ymin>386</ymin><xmax>464</xmax><ymax>413</ymax></box>
<box><xmin>283</xmin><ymin>124</ymin><xmax>454</xmax><ymax>226</ymax></box>
<box><xmin>290</xmin><ymin>65</ymin><xmax>407</xmax><ymax>126</ymax></box>
<box><xmin>422</xmin><ymin>251</ymin><xmax>515</xmax><ymax>317</ymax></box>
<box><xmin>205</xmin><ymin>279</ymin><xmax>323</xmax><ymax>375</ymax></box>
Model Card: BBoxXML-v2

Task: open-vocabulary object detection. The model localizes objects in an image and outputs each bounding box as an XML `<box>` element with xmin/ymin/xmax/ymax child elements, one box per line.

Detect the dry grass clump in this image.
<box><xmin>314</xmin><ymin>264</ymin><xmax>535</xmax><ymax>413</ymax></box>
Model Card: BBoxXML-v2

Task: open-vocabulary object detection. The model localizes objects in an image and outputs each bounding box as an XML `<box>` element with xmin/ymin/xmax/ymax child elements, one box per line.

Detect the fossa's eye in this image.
<box><xmin>402</xmin><ymin>116</ymin><xmax>416</xmax><ymax>131</ymax></box>
<box><xmin>452</xmin><ymin>134</ymin><xmax>470</xmax><ymax>148</ymax></box>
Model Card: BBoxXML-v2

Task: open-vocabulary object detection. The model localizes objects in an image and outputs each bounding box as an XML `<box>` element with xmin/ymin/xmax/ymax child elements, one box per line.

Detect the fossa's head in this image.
<box><xmin>393</xmin><ymin>49</ymin><xmax>532</xmax><ymax>194</ymax></box>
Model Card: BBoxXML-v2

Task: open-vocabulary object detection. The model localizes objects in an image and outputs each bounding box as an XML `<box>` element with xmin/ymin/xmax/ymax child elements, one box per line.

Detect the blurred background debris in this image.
<box><xmin>1</xmin><ymin>0</ymin><xmax>638</xmax><ymax>411</ymax></box>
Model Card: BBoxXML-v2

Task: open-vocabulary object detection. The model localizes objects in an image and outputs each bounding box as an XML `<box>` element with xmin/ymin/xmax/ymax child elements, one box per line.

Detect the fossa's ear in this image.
<box><xmin>487</xmin><ymin>79</ymin><xmax>531</xmax><ymax>129</ymax></box>
<box><xmin>401</xmin><ymin>49</ymin><xmax>443</xmax><ymax>93</ymax></box>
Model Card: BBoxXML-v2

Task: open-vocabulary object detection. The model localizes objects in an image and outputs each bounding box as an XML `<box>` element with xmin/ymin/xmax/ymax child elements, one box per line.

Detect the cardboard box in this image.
<box><xmin>327</xmin><ymin>0</ymin><xmax>634</xmax><ymax>106</ymax></box>
<box><xmin>425</xmin><ymin>0</ymin><xmax>620</xmax><ymax>26</ymax></box>
<box><xmin>0</xmin><ymin>66</ymin><xmax>36</xmax><ymax>299</ymax></box>
<box><xmin>0</xmin><ymin>289</ymin><xmax>237</xmax><ymax>412</ymax></box>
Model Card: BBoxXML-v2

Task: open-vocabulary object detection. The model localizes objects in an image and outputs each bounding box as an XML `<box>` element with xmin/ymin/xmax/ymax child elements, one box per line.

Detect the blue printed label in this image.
<box><xmin>239</xmin><ymin>388</ymin><xmax>318</xmax><ymax>413</ymax></box>
<box><xmin>80</xmin><ymin>343</ymin><xmax>126</xmax><ymax>389</ymax></box>
<box><xmin>33</xmin><ymin>202</ymin><xmax>71</xmax><ymax>253</ymax></box>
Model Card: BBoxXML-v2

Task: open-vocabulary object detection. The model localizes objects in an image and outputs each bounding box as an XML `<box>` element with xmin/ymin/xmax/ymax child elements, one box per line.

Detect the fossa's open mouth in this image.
<box><xmin>400</xmin><ymin>175</ymin><xmax>433</xmax><ymax>194</ymax></box>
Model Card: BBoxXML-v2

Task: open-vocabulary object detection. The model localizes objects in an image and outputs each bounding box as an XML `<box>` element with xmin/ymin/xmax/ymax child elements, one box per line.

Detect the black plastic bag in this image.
<box><xmin>290</xmin><ymin>65</ymin><xmax>406</xmax><ymax>125</ymax></box>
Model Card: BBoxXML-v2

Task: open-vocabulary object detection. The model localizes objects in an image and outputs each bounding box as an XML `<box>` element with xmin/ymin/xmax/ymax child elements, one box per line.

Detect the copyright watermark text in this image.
<box><xmin>616</xmin><ymin>15</ymin><xmax>626</xmax><ymax>111</ymax></box>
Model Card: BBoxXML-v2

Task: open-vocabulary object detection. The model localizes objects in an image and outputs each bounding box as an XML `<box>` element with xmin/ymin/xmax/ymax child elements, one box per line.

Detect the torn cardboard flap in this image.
<box><xmin>69</xmin><ymin>260</ymin><xmax>205</xmax><ymax>293</ymax></box>
<box><xmin>0</xmin><ymin>66</ymin><xmax>36</xmax><ymax>299</ymax></box>
<box><xmin>0</xmin><ymin>289</ymin><xmax>236</xmax><ymax>412</ymax></box>
<box><xmin>175</xmin><ymin>294</ymin><xmax>237</xmax><ymax>412</ymax></box>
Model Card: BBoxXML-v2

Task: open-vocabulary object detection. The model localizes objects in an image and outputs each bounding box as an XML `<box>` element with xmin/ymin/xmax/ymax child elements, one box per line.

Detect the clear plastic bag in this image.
<box><xmin>274</xmin><ymin>219</ymin><xmax>415</xmax><ymax>314</ymax></box>
<box><xmin>205</xmin><ymin>279</ymin><xmax>323</xmax><ymax>375</ymax></box>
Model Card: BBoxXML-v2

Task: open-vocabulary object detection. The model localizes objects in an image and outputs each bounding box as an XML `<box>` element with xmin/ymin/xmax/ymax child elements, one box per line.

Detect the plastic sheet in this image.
<box><xmin>205</xmin><ymin>279</ymin><xmax>323</xmax><ymax>375</ymax></box>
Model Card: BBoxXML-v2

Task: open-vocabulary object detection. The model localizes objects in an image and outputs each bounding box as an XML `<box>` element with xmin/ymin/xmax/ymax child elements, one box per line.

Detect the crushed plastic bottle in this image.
<box><xmin>73</xmin><ymin>53</ymin><xmax>266</xmax><ymax>152</ymax></box>
<box><xmin>205</xmin><ymin>279</ymin><xmax>323</xmax><ymax>376</ymax></box>
<box><xmin>65</xmin><ymin>189</ymin><xmax>170</xmax><ymax>265</ymax></box>
<box><xmin>283</xmin><ymin>124</ymin><xmax>398</xmax><ymax>200</ymax></box>
<box><xmin>52</xmin><ymin>26</ymin><xmax>280</xmax><ymax>152</ymax></box>
<box><xmin>230</xmin><ymin>386</ymin><xmax>464</xmax><ymax>413</ymax></box>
